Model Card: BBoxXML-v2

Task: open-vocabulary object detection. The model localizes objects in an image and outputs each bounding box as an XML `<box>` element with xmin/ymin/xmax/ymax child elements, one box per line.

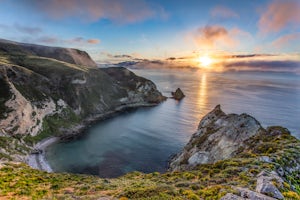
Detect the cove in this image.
<box><xmin>46</xmin><ymin>69</ymin><xmax>300</xmax><ymax>177</ymax></box>
<box><xmin>45</xmin><ymin>100</ymin><xmax>191</xmax><ymax>178</ymax></box>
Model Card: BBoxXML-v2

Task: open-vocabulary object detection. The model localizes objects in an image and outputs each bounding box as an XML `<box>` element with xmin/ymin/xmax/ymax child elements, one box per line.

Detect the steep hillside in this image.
<box><xmin>0</xmin><ymin>39</ymin><xmax>166</xmax><ymax>162</ymax></box>
<box><xmin>0</xmin><ymin>106</ymin><xmax>299</xmax><ymax>199</ymax></box>
<box><xmin>0</xmin><ymin>39</ymin><xmax>96</xmax><ymax>67</ymax></box>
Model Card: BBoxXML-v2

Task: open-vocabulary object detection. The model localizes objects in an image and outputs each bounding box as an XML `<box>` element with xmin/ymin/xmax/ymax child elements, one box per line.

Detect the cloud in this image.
<box><xmin>87</xmin><ymin>39</ymin><xmax>100</xmax><ymax>44</ymax></box>
<box><xmin>223</xmin><ymin>60</ymin><xmax>300</xmax><ymax>73</ymax></box>
<box><xmin>0</xmin><ymin>24</ymin><xmax>9</xmax><ymax>29</ymax></box>
<box><xmin>14</xmin><ymin>24</ymin><xmax>42</xmax><ymax>34</ymax></box>
<box><xmin>27</xmin><ymin>0</ymin><xmax>167</xmax><ymax>24</ymax></box>
<box><xmin>271</xmin><ymin>33</ymin><xmax>300</xmax><ymax>49</ymax></box>
<box><xmin>121</xmin><ymin>58</ymin><xmax>300</xmax><ymax>73</ymax></box>
<box><xmin>35</xmin><ymin>36</ymin><xmax>100</xmax><ymax>46</ymax></box>
<box><xmin>101</xmin><ymin>52</ymin><xmax>133</xmax><ymax>59</ymax></box>
<box><xmin>228</xmin><ymin>54</ymin><xmax>276</xmax><ymax>59</ymax></box>
<box><xmin>193</xmin><ymin>25</ymin><xmax>238</xmax><ymax>49</ymax></box>
<box><xmin>258</xmin><ymin>0</ymin><xmax>300</xmax><ymax>34</ymax></box>
<box><xmin>166</xmin><ymin>57</ymin><xmax>176</xmax><ymax>61</ymax></box>
<box><xmin>211</xmin><ymin>6</ymin><xmax>239</xmax><ymax>19</ymax></box>
<box><xmin>98</xmin><ymin>52</ymin><xmax>140</xmax><ymax>64</ymax></box>
<box><xmin>100</xmin><ymin>52</ymin><xmax>300</xmax><ymax>73</ymax></box>
<box><xmin>112</xmin><ymin>54</ymin><xmax>133</xmax><ymax>58</ymax></box>
<box><xmin>0</xmin><ymin>23</ymin><xmax>42</xmax><ymax>35</ymax></box>
<box><xmin>36</xmin><ymin>36</ymin><xmax>59</xmax><ymax>44</ymax></box>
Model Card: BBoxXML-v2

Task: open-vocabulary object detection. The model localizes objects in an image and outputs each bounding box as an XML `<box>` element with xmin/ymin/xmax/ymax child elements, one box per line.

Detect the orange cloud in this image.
<box><xmin>258</xmin><ymin>0</ymin><xmax>300</xmax><ymax>34</ymax></box>
<box><xmin>87</xmin><ymin>39</ymin><xmax>100</xmax><ymax>44</ymax></box>
<box><xmin>193</xmin><ymin>25</ymin><xmax>238</xmax><ymax>50</ymax></box>
<box><xmin>66</xmin><ymin>37</ymin><xmax>100</xmax><ymax>45</ymax></box>
<box><xmin>211</xmin><ymin>6</ymin><xmax>239</xmax><ymax>19</ymax></box>
<box><xmin>36</xmin><ymin>36</ymin><xmax>100</xmax><ymax>46</ymax></box>
<box><xmin>29</xmin><ymin>0</ymin><xmax>166</xmax><ymax>23</ymax></box>
<box><xmin>271</xmin><ymin>33</ymin><xmax>300</xmax><ymax>48</ymax></box>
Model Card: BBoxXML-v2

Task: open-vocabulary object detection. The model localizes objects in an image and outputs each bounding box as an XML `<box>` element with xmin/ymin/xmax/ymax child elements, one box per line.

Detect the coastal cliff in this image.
<box><xmin>169</xmin><ymin>105</ymin><xmax>300</xmax><ymax>199</ymax></box>
<box><xmin>0</xmin><ymin>105</ymin><xmax>299</xmax><ymax>199</ymax></box>
<box><xmin>0</xmin><ymin>39</ymin><xmax>166</xmax><ymax>162</ymax></box>
<box><xmin>169</xmin><ymin>105</ymin><xmax>264</xmax><ymax>171</ymax></box>
<box><xmin>0</xmin><ymin>40</ymin><xmax>299</xmax><ymax>200</ymax></box>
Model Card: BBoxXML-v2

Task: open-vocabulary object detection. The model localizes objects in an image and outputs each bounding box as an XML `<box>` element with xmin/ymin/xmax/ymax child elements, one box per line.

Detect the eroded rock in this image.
<box><xmin>256</xmin><ymin>171</ymin><xmax>284</xmax><ymax>199</ymax></box>
<box><xmin>169</xmin><ymin>105</ymin><xmax>264</xmax><ymax>171</ymax></box>
<box><xmin>235</xmin><ymin>187</ymin><xmax>277</xmax><ymax>200</ymax></box>
<box><xmin>171</xmin><ymin>88</ymin><xmax>185</xmax><ymax>100</ymax></box>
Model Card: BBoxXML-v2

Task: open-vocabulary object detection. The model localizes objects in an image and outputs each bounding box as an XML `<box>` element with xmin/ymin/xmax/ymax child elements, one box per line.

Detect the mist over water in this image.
<box><xmin>46</xmin><ymin>68</ymin><xmax>300</xmax><ymax>177</ymax></box>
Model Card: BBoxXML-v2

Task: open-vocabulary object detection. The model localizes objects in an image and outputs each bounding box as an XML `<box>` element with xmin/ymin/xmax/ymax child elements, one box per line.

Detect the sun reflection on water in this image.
<box><xmin>197</xmin><ymin>73</ymin><xmax>207</xmax><ymax>110</ymax></box>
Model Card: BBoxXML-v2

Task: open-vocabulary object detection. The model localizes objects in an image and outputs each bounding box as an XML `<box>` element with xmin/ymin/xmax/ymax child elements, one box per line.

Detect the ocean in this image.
<box><xmin>46</xmin><ymin>68</ymin><xmax>300</xmax><ymax>177</ymax></box>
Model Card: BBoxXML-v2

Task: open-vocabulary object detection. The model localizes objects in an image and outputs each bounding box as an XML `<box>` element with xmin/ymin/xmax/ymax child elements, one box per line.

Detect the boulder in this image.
<box><xmin>31</xmin><ymin>149</ymin><xmax>43</xmax><ymax>154</ymax></box>
<box><xmin>256</xmin><ymin>171</ymin><xmax>284</xmax><ymax>199</ymax></box>
<box><xmin>171</xmin><ymin>88</ymin><xmax>185</xmax><ymax>100</ymax></box>
<box><xmin>235</xmin><ymin>187</ymin><xmax>277</xmax><ymax>200</ymax></box>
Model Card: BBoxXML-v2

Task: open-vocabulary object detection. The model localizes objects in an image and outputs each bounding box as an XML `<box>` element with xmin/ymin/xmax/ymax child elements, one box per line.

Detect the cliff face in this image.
<box><xmin>0</xmin><ymin>39</ymin><xmax>166</xmax><ymax>161</ymax></box>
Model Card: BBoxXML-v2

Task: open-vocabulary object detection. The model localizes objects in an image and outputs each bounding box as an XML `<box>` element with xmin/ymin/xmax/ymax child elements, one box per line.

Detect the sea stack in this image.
<box><xmin>171</xmin><ymin>88</ymin><xmax>185</xmax><ymax>100</ymax></box>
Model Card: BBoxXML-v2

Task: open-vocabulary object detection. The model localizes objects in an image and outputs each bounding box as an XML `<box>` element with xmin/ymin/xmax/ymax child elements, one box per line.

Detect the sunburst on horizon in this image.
<box><xmin>198</xmin><ymin>55</ymin><xmax>213</xmax><ymax>68</ymax></box>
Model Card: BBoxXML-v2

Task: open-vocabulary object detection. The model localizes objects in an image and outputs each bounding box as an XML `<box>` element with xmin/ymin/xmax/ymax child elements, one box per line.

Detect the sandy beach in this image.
<box><xmin>26</xmin><ymin>137</ymin><xmax>59</xmax><ymax>172</ymax></box>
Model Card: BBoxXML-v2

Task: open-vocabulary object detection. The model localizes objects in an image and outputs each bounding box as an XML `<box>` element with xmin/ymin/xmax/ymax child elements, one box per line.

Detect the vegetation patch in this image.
<box><xmin>9</xmin><ymin>55</ymin><xmax>87</xmax><ymax>77</ymax></box>
<box><xmin>0</xmin><ymin>129</ymin><xmax>299</xmax><ymax>199</ymax></box>
<box><xmin>24</xmin><ymin>107</ymin><xmax>81</xmax><ymax>145</ymax></box>
<box><xmin>0</xmin><ymin>78</ymin><xmax>12</xmax><ymax>119</ymax></box>
<box><xmin>14</xmin><ymin>83</ymin><xmax>47</xmax><ymax>102</ymax></box>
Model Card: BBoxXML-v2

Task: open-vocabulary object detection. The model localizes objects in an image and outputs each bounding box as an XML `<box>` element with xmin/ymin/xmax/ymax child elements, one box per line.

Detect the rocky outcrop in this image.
<box><xmin>0</xmin><ymin>39</ymin><xmax>165</xmax><ymax>162</ymax></box>
<box><xmin>169</xmin><ymin>105</ymin><xmax>264</xmax><ymax>171</ymax></box>
<box><xmin>171</xmin><ymin>88</ymin><xmax>185</xmax><ymax>100</ymax></box>
<box><xmin>102</xmin><ymin>67</ymin><xmax>167</xmax><ymax>104</ymax></box>
<box><xmin>220</xmin><ymin>171</ymin><xmax>285</xmax><ymax>200</ymax></box>
<box><xmin>229</xmin><ymin>187</ymin><xmax>277</xmax><ymax>200</ymax></box>
<box><xmin>169</xmin><ymin>105</ymin><xmax>300</xmax><ymax>200</ymax></box>
<box><xmin>0</xmin><ymin>105</ymin><xmax>299</xmax><ymax>199</ymax></box>
<box><xmin>256</xmin><ymin>171</ymin><xmax>284</xmax><ymax>199</ymax></box>
<box><xmin>0</xmin><ymin>77</ymin><xmax>56</xmax><ymax>137</ymax></box>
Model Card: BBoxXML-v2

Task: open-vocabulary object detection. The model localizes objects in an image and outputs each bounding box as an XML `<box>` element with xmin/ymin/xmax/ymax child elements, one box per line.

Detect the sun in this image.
<box><xmin>198</xmin><ymin>55</ymin><xmax>212</xmax><ymax>67</ymax></box>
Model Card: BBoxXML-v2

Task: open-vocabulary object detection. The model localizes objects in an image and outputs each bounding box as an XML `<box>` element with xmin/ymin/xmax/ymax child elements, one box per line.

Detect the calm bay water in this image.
<box><xmin>46</xmin><ymin>68</ymin><xmax>300</xmax><ymax>177</ymax></box>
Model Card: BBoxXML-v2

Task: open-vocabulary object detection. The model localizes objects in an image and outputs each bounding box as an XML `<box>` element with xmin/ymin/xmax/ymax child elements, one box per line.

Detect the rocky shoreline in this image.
<box><xmin>58</xmin><ymin>102</ymin><xmax>160</xmax><ymax>141</ymax></box>
<box><xmin>26</xmin><ymin>102</ymin><xmax>161</xmax><ymax>172</ymax></box>
<box><xmin>26</xmin><ymin>137</ymin><xmax>58</xmax><ymax>172</ymax></box>
<box><xmin>0</xmin><ymin>105</ymin><xmax>299</xmax><ymax>199</ymax></box>
<box><xmin>0</xmin><ymin>39</ymin><xmax>167</xmax><ymax>166</ymax></box>
<box><xmin>168</xmin><ymin>105</ymin><xmax>300</xmax><ymax>199</ymax></box>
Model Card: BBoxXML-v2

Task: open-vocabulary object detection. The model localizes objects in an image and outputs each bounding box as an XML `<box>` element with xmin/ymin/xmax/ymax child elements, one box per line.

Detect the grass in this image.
<box><xmin>14</xmin><ymin>83</ymin><xmax>47</xmax><ymax>102</ymax></box>
<box><xmin>1</xmin><ymin>128</ymin><xmax>299</xmax><ymax>199</ymax></box>
<box><xmin>0</xmin><ymin>135</ymin><xmax>32</xmax><ymax>161</ymax></box>
<box><xmin>10</xmin><ymin>55</ymin><xmax>88</xmax><ymax>76</ymax></box>
<box><xmin>0</xmin><ymin>126</ymin><xmax>300</xmax><ymax>200</ymax></box>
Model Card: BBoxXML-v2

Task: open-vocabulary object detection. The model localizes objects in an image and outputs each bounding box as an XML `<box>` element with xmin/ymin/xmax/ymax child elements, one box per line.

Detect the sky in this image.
<box><xmin>0</xmin><ymin>0</ymin><xmax>299</xmax><ymax>72</ymax></box>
